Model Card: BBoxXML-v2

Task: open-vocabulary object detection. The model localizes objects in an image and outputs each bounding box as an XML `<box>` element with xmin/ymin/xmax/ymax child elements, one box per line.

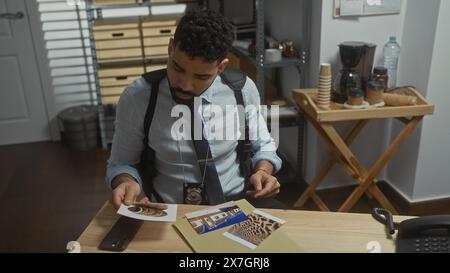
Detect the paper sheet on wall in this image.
<box><xmin>334</xmin><ymin>0</ymin><xmax>402</xmax><ymax>17</ymax></box>
<box><xmin>364</xmin><ymin>0</ymin><xmax>402</xmax><ymax>15</ymax></box>
<box><xmin>340</xmin><ymin>0</ymin><xmax>364</xmax><ymax>16</ymax></box>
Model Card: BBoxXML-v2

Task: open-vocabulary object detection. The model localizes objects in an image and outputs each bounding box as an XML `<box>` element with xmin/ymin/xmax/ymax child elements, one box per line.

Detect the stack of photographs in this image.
<box><xmin>223</xmin><ymin>210</ymin><xmax>286</xmax><ymax>249</ymax></box>
<box><xmin>185</xmin><ymin>201</ymin><xmax>285</xmax><ymax>249</ymax></box>
<box><xmin>186</xmin><ymin>201</ymin><xmax>248</xmax><ymax>235</ymax></box>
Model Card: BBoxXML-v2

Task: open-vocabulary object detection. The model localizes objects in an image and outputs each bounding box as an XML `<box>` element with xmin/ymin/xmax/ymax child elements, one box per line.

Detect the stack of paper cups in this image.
<box><xmin>318</xmin><ymin>63</ymin><xmax>332</xmax><ymax>109</ymax></box>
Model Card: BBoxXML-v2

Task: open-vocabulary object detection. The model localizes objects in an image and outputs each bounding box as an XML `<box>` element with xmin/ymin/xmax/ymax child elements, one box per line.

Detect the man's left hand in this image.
<box><xmin>246</xmin><ymin>170</ymin><xmax>281</xmax><ymax>199</ymax></box>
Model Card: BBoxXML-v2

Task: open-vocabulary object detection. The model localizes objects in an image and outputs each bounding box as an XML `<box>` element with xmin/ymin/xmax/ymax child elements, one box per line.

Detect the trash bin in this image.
<box><xmin>58</xmin><ymin>105</ymin><xmax>99</xmax><ymax>151</ymax></box>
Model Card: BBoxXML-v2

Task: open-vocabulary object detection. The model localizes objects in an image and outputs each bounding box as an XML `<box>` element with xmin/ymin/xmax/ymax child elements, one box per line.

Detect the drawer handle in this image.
<box><xmin>112</xmin><ymin>32</ymin><xmax>124</xmax><ymax>37</ymax></box>
<box><xmin>116</xmin><ymin>76</ymin><xmax>128</xmax><ymax>80</ymax></box>
<box><xmin>160</xmin><ymin>29</ymin><xmax>171</xmax><ymax>34</ymax></box>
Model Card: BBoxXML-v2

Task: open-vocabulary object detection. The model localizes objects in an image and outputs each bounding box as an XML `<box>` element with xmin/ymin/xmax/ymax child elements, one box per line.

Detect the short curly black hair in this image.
<box><xmin>173</xmin><ymin>10</ymin><xmax>233</xmax><ymax>62</ymax></box>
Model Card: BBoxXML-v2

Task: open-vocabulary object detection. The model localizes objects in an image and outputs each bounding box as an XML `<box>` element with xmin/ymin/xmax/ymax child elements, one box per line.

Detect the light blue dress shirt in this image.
<box><xmin>106</xmin><ymin>74</ymin><xmax>282</xmax><ymax>204</ymax></box>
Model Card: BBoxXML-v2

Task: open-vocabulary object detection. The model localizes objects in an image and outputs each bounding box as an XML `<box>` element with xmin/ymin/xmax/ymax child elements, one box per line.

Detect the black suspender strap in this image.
<box><xmin>220</xmin><ymin>69</ymin><xmax>253</xmax><ymax>180</ymax></box>
<box><xmin>142</xmin><ymin>69</ymin><xmax>166</xmax><ymax>146</ymax></box>
<box><xmin>139</xmin><ymin>68</ymin><xmax>252</xmax><ymax>203</ymax></box>
<box><xmin>139</xmin><ymin>69</ymin><xmax>166</xmax><ymax>203</ymax></box>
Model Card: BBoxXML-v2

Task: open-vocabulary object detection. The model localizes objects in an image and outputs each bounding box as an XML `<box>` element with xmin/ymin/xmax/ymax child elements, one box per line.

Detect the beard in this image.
<box><xmin>169</xmin><ymin>86</ymin><xmax>195</xmax><ymax>105</ymax></box>
<box><xmin>167</xmin><ymin>75</ymin><xmax>217</xmax><ymax>106</ymax></box>
<box><xmin>167</xmin><ymin>78</ymin><xmax>195</xmax><ymax>105</ymax></box>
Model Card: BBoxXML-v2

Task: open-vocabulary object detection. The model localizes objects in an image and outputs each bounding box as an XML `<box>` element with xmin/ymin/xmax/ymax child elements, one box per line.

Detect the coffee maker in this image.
<box><xmin>333</xmin><ymin>41</ymin><xmax>376</xmax><ymax>103</ymax></box>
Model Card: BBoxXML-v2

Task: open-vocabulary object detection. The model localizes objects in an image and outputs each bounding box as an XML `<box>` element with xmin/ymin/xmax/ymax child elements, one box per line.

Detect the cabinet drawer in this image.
<box><xmin>142</xmin><ymin>25</ymin><xmax>177</xmax><ymax>37</ymax></box>
<box><xmin>145</xmin><ymin>63</ymin><xmax>167</xmax><ymax>73</ymax></box>
<box><xmin>96</xmin><ymin>47</ymin><xmax>143</xmax><ymax>60</ymax></box>
<box><xmin>100</xmin><ymin>86</ymin><xmax>127</xmax><ymax>96</ymax></box>
<box><xmin>144</xmin><ymin>46</ymin><xmax>168</xmax><ymax>57</ymax></box>
<box><xmin>94</xmin><ymin>28</ymin><xmax>140</xmax><ymax>41</ymax></box>
<box><xmin>98</xmin><ymin>65</ymin><xmax>144</xmax><ymax>78</ymax></box>
<box><xmin>143</xmin><ymin>36</ymin><xmax>172</xmax><ymax>47</ymax></box>
<box><xmin>99</xmin><ymin>75</ymin><xmax>140</xmax><ymax>87</ymax></box>
<box><xmin>101</xmin><ymin>95</ymin><xmax>121</xmax><ymax>105</ymax></box>
<box><xmin>95</xmin><ymin>38</ymin><xmax>141</xmax><ymax>50</ymax></box>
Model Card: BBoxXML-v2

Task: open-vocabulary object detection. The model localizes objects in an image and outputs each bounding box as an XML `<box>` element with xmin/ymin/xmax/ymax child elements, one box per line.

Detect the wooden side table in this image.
<box><xmin>292</xmin><ymin>88</ymin><xmax>434</xmax><ymax>214</ymax></box>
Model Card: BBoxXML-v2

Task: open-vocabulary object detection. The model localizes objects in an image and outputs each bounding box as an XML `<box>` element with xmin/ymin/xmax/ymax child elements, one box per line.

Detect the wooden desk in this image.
<box><xmin>77</xmin><ymin>201</ymin><xmax>413</xmax><ymax>253</ymax></box>
<box><xmin>292</xmin><ymin>88</ymin><xmax>434</xmax><ymax>213</ymax></box>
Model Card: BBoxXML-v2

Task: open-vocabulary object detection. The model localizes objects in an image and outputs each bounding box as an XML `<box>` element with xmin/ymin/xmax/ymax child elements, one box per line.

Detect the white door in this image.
<box><xmin>0</xmin><ymin>0</ymin><xmax>50</xmax><ymax>145</ymax></box>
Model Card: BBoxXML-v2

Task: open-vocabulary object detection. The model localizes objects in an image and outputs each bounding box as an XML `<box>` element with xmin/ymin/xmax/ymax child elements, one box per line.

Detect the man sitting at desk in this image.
<box><xmin>106</xmin><ymin>10</ymin><xmax>284</xmax><ymax>209</ymax></box>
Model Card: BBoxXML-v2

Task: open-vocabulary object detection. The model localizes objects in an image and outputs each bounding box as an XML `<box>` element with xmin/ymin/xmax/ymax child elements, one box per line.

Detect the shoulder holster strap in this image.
<box><xmin>139</xmin><ymin>69</ymin><xmax>166</xmax><ymax>203</ymax></box>
<box><xmin>220</xmin><ymin>69</ymin><xmax>253</xmax><ymax>180</ymax></box>
<box><xmin>140</xmin><ymin>68</ymin><xmax>253</xmax><ymax>203</ymax></box>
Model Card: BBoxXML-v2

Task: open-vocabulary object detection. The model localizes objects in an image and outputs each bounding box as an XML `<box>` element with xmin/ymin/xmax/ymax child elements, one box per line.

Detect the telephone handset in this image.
<box><xmin>372</xmin><ymin>208</ymin><xmax>450</xmax><ymax>253</ymax></box>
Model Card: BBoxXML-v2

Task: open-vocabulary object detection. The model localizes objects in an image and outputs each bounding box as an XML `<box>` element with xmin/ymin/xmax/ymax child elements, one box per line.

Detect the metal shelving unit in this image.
<box><xmin>232</xmin><ymin>46</ymin><xmax>303</xmax><ymax>70</ymax></box>
<box><xmin>218</xmin><ymin>0</ymin><xmax>311</xmax><ymax>181</ymax></box>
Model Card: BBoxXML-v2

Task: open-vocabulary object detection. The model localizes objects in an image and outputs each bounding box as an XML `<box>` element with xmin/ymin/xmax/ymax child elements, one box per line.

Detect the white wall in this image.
<box><xmin>385</xmin><ymin>0</ymin><xmax>441</xmax><ymax>200</ymax></box>
<box><xmin>309</xmin><ymin>0</ymin><xmax>407</xmax><ymax>189</ymax></box>
<box><xmin>413</xmin><ymin>0</ymin><xmax>450</xmax><ymax>201</ymax></box>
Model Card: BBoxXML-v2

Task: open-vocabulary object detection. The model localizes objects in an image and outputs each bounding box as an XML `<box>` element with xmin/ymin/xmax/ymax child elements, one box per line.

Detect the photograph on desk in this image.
<box><xmin>223</xmin><ymin>210</ymin><xmax>286</xmax><ymax>250</ymax></box>
<box><xmin>117</xmin><ymin>203</ymin><xmax>177</xmax><ymax>222</ymax></box>
<box><xmin>185</xmin><ymin>201</ymin><xmax>248</xmax><ymax>235</ymax></box>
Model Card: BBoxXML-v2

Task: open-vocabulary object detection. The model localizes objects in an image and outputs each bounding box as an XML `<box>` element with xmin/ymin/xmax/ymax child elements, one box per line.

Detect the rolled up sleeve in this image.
<box><xmin>242</xmin><ymin>77</ymin><xmax>282</xmax><ymax>174</ymax></box>
<box><xmin>106</xmin><ymin>161</ymin><xmax>143</xmax><ymax>190</ymax></box>
<box><xmin>106</xmin><ymin>81</ymin><xmax>147</xmax><ymax>190</ymax></box>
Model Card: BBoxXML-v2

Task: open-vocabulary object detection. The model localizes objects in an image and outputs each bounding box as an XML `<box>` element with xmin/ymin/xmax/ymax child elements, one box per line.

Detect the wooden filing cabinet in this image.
<box><xmin>98</xmin><ymin>65</ymin><xmax>144</xmax><ymax>104</ymax></box>
<box><xmin>93</xmin><ymin>16</ymin><xmax>178</xmax><ymax>104</ymax></box>
<box><xmin>93</xmin><ymin>19</ymin><xmax>141</xmax><ymax>39</ymax></box>
<box><xmin>141</xmin><ymin>24</ymin><xmax>177</xmax><ymax>36</ymax></box>
<box><xmin>93</xmin><ymin>19</ymin><xmax>142</xmax><ymax>62</ymax></box>
<box><xmin>142</xmin><ymin>16</ymin><xmax>179</xmax><ymax>58</ymax></box>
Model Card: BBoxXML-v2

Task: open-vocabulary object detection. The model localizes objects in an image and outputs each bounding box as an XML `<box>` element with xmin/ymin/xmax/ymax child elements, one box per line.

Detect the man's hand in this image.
<box><xmin>111</xmin><ymin>174</ymin><xmax>149</xmax><ymax>209</ymax></box>
<box><xmin>246</xmin><ymin>170</ymin><xmax>281</xmax><ymax>199</ymax></box>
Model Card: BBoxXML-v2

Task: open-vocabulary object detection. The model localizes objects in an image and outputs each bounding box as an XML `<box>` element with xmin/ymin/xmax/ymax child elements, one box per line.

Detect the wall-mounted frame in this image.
<box><xmin>334</xmin><ymin>0</ymin><xmax>402</xmax><ymax>18</ymax></box>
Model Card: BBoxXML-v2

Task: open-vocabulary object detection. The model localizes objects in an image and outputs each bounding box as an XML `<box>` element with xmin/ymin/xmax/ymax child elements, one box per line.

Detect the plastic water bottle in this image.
<box><xmin>383</xmin><ymin>36</ymin><xmax>401</xmax><ymax>89</ymax></box>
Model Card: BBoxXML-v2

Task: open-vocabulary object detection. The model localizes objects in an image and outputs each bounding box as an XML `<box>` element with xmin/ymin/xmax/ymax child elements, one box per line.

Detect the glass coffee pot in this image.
<box><xmin>334</xmin><ymin>69</ymin><xmax>362</xmax><ymax>103</ymax></box>
<box><xmin>333</xmin><ymin>42</ymin><xmax>376</xmax><ymax>104</ymax></box>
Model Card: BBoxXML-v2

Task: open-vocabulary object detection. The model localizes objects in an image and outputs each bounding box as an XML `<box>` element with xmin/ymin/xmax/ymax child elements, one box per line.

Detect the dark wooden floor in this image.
<box><xmin>0</xmin><ymin>141</ymin><xmax>396</xmax><ymax>252</ymax></box>
<box><xmin>0</xmin><ymin>142</ymin><xmax>110</xmax><ymax>253</ymax></box>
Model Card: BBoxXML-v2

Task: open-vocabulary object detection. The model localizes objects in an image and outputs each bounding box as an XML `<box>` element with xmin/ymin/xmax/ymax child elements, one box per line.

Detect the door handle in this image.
<box><xmin>0</xmin><ymin>12</ymin><xmax>24</xmax><ymax>20</ymax></box>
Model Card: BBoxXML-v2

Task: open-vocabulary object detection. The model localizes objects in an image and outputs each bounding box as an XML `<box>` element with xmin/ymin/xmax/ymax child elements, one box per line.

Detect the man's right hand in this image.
<box><xmin>111</xmin><ymin>174</ymin><xmax>143</xmax><ymax>209</ymax></box>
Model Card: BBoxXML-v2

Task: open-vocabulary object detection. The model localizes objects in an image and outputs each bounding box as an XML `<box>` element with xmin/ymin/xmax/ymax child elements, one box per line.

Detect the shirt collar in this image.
<box><xmin>199</xmin><ymin>76</ymin><xmax>220</xmax><ymax>103</ymax></box>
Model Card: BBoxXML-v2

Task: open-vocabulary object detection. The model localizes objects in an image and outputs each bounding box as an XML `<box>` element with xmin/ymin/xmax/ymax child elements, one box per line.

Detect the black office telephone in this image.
<box><xmin>372</xmin><ymin>208</ymin><xmax>450</xmax><ymax>253</ymax></box>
